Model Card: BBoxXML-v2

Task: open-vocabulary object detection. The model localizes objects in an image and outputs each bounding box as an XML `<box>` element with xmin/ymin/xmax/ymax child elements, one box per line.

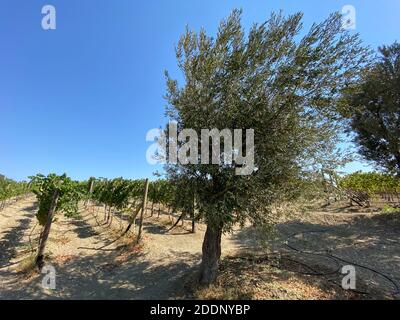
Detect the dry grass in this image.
<box><xmin>16</xmin><ymin>254</ymin><xmax>37</xmax><ymax>275</ymax></box>
<box><xmin>189</xmin><ymin>254</ymin><xmax>368</xmax><ymax>300</ymax></box>
<box><xmin>53</xmin><ymin>254</ymin><xmax>76</xmax><ymax>266</ymax></box>
<box><xmin>52</xmin><ymin>236</ymin><xmax>71</xmax><ymax>245</ymax></box>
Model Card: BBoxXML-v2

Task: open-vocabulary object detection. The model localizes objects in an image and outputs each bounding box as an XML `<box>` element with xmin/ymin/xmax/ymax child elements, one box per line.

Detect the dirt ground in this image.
<box><xmin>0</xmin><ymin>197</ymin><xmax>399</xmax><ymax>299</ymax></box>
<box><xmin>205</xmin><ymin>203</ymin><xmax>400</xmax><ymax>300</ymax></box>
<box><xmin>273</xmin><ymin>203</ymin><xmax>400</xmax><ymax>298</ymax></box>
<box><xmin>0</xmin><ymin>196</ymin><xmax>258</xmax><ymax>299</ymax></box>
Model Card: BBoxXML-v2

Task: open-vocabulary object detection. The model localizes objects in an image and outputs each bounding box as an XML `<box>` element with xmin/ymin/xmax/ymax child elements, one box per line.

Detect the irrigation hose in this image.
<box><xmin>284</xmin><ymin>228</ymin><xmax>400</xmax><ymax>297</ymax></box>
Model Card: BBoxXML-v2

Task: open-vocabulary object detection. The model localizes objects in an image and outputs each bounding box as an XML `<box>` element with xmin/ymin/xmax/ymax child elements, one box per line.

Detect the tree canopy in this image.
<box><xmin>343</xmin><ymin>42</ymin><xmax>400</xmax><ymax>176</ymax></box>
<box><xmin>164</xmin><ymin>9</ymin><xmax>371</xmax><ymax>284</ymax></box>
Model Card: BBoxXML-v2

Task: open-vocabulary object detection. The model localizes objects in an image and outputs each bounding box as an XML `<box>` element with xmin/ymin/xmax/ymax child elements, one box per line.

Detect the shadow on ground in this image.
<box><xmin>0</xmin><ymin>203</ymin><xmax>36</xmax><ymax>269</ymax></box>
<box><xmin>231</xmin><ymin>211</ymin><xmax>400</xmax><ymax>298</ymax></box>
<box><xmin>2</xmin><ymin>249</ymin><xmax>199</xmax><ymax>300</ymax></box>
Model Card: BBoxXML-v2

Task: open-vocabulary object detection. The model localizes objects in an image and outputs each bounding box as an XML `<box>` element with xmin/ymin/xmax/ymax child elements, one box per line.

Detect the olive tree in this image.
<box><xmin>343</xmin><ymin>42</ymin><xmax>400</xmax><ymax>176</ymax></box>
<box><xmin>163</xmin><ymin>10</ymin><xmax>370</xmax><ymax>284</ymax></box>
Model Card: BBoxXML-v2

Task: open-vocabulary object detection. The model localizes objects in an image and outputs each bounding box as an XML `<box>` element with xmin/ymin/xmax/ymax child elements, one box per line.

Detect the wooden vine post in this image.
<box><xmin>89</xmin><ymin>179</ymin><xmax>94</xmax><ymax>194</ymax></box>
<box><xmin>168</xmin><ymin>206</ymin><xmax>172</xmax><ymax>221</ymax></box>
<box><xmin>85</xmin><ymin>179</ymin><xmax>94</xmax><ymax>208</ymax></box>
<box><xmin>136</xmin><ymin>179</ymin><xmax>149</xmax><ymax>244</ymax></box>
<box><xmin>191</xmin><ymin>193</ymin><xmax>196</xmax><ymax>233</ymax></box>
<box><xmin>36</xmin><ymin>189</ymin><xmax>59</xmax><ymax>268</ymax></box>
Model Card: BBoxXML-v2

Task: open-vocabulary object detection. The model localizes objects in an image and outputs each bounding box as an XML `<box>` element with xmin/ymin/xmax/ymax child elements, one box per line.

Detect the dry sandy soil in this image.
<box><xmin>219</xmin><ymin>204</ymin><xmax>400</xmax><ymax>300</ymax></box>
<box><xmin>0</xmin><ymin>196</ymin><xmax>259</xmax><ymax>299</ymax></box>
<box><xmin>0</xmin><ymin>197</ymin><xmax>399</xmax><ymax>299</ymax></box>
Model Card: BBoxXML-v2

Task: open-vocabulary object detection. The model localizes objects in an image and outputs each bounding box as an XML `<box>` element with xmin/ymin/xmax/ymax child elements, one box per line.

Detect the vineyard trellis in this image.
<box><xmin>5</xmin><ymin>169</ymin><xmax>398</xmax><ymax>285</ymax></box>
<box><xmin>0</xmin><ymin>176</ymin><xmax>31</xmax><ymax>211</ymax></box>
<box><xmin>23</xmin><ymin>173</ymin><xmax>199</xmax><ymax>268</ymax></box>
<box><xmin>315</xmin><ymin>171</ymin><xmax>400</xmax><ymax>208</ymax></box>
<box><xmin>338</xmin><ymin>172</ymin><xmax>400</xmax><ymax>207</ymax></box>
<box><xmin>29</xmin><ymin>174</ymin><xmax>85</xmax><ymax>267</ymax></box>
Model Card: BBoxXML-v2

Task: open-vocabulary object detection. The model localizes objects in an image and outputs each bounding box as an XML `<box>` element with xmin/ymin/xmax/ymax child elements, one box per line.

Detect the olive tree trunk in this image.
<box><xmin>36</xmin><ymin>190</ymin><xmax>59</xmax><ymax>269</ymax></box>
<box><xmin>199</xmin><ymin>224</ymin><xmax>222</xmax><ymax>285</ymax></box>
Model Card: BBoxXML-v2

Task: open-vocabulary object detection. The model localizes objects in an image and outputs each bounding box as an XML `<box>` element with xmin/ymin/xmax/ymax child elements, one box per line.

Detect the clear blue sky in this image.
<box><xmin>0</xmin><ymin>0</ymin><xmax>399</xmax><ymax>181</ymax></box>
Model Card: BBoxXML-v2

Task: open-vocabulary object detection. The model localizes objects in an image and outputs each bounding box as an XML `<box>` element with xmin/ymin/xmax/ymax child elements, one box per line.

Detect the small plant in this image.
<box><xmin>381</xmin><ymin>205</ymin><xmax>400</xmax><ymax>215</ymax></box>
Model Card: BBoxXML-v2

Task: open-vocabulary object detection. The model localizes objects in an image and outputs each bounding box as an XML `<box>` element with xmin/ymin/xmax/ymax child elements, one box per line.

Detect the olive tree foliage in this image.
<box><xmin>163</xmin><ymin>10</ymin><xmax>371</xmax><ymax>284</ymax></box>
<box><xmin>342</xmin><ymin>42</ymin><xmax>400</xmax><ymax>176</ymax></box>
